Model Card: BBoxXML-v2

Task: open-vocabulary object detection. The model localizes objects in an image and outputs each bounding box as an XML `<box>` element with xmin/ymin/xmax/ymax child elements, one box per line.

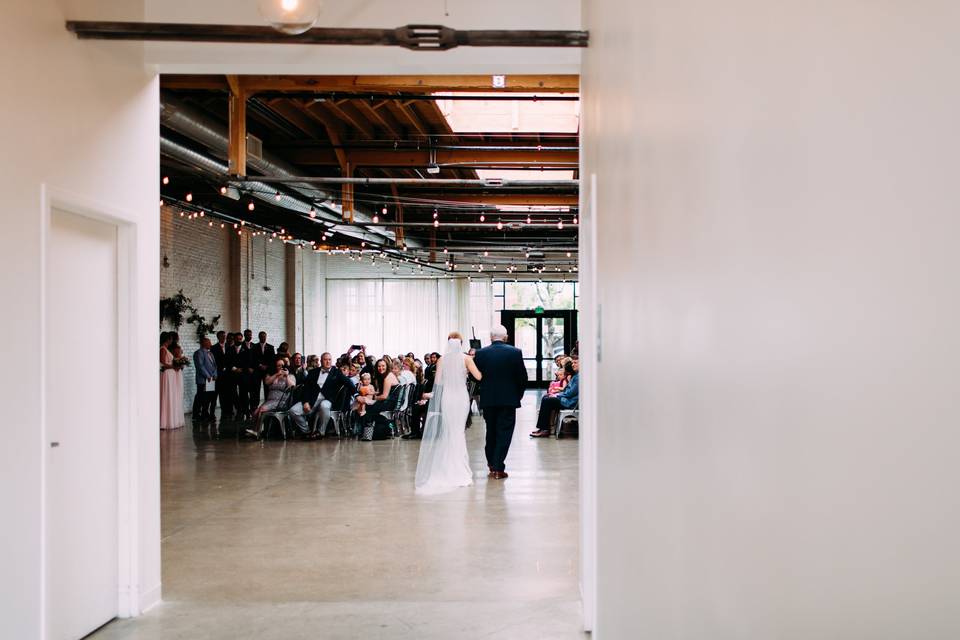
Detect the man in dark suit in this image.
<box><xmin>211</xmin><ymin>330</ymin><xmax>232</xmax><ymax>419</ymax></box>
<box><xmin>235</xmin><ymin>331</ymin><xmax>255</xmax><ymax>420</ymax></box>
<box><xmin>287</xmin><ymin>352</ymin><xmax>357</xmax><ymax>437</ymax></box>
<box><xmin>249</xmin><ymin>330</ymin><xmax>275</xmax><ymax>409</ymax></box>
<box><xmin>473</xmin><ymin>324</ymin><xmax>528</xmax><ymax>479</ymax></box>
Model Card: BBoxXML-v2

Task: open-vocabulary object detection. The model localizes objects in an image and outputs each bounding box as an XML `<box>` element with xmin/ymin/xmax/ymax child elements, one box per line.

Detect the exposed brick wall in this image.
<box><xmin>240</xmin><ymin>233</ymin><xmax>286</xmax><ymax>347</ymax></box>
<box><xmin>160</xmin><ymin>205</ymin><xmax>330</xmax><ymax>409</ymax></box>
<box><xmin>159</xmin><ymin>206</ymin><xmax>231</xmax><ymax>408</ymax></box>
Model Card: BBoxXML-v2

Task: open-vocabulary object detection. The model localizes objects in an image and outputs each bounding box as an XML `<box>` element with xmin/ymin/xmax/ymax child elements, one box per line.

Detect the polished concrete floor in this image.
<box><xmin>93</xmin><ymin>391</ymin><xmax>585</xmax><ymax>639</ymax></box>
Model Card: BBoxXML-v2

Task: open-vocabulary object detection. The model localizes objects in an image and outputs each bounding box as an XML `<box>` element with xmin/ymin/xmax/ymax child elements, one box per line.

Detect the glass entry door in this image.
<box><xmin>500</xmin><ymin>310</ymin><xmax>578</xmax><ymax>388</ymax></box>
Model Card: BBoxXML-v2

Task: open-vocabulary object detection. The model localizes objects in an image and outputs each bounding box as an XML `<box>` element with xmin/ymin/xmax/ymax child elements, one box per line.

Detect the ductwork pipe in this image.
<box><xmin>159</xmin><ymin>92</ymin><xmax>411</xmax><ymax>246</ymax></box>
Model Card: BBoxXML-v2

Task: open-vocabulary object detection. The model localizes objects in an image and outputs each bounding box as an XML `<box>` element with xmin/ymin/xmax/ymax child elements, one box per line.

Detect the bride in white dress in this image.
<box><xmin>415</xmin><ymin>332</ymin><xmax>483</xmax><ymax>495</ymax></box>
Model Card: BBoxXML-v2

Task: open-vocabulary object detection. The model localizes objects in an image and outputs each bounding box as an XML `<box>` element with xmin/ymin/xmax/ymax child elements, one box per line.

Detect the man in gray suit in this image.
<box><xmin>192</xmin><ymin>337</ymin><xmax>218</xmax><ymax>421</ymax></box>
<box><xmin>472</xmin><ymin>325</ymin><xmax>528</xmax><ymax>479</ymax></box>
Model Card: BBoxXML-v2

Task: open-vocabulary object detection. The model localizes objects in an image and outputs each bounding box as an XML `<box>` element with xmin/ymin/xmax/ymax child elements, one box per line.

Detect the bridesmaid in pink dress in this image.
<box><xmin>160</xmin><ymin>332</ymin><xmax>185</xmax><ymax>430</ymax></box>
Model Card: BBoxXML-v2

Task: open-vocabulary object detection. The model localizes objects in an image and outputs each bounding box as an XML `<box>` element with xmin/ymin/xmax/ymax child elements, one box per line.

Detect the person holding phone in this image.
<box><xmin>249</xmin><ymin>358</ymin><xmax>295</xmax><ymax>438</ymax></box>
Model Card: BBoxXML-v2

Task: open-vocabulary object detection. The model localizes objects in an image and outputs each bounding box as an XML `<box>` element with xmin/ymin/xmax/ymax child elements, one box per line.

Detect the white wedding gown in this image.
<box><xmin>415</xmin><ymin>338</ymin><xmax>474</xmax><ymax>495</ymax></box>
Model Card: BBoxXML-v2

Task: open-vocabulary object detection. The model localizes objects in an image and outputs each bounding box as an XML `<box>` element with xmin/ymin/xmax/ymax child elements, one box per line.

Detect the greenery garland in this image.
<box><xmin>159</xmin><ymin>289</ymin><xmax>221</xmax><ymax>343</ymax></box>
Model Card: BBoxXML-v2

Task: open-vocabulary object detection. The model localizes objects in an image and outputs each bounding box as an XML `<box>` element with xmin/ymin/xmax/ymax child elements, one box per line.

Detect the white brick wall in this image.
<box><xmin>160</xmin><ymin>206</ymin><xmax>231</xmax><ymax>408</ymax></box>
<box><xmin>160</xmin><ymin>205</ymin><xmax>331</xmax><ymax>407</ymax></box>
<box><xmin>240</xmin><ymin>233</ymin><xmax>286</xmax><ymax>347</ymax></box>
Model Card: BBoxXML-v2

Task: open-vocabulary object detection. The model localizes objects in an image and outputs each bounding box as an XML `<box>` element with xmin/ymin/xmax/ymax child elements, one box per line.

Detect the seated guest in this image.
<box><xmin>249</xmin><ymin>358</ymin><xmax>296</xmax><ymax>437</ymax></box>
<box><xmin>287</xmin><ymin>352</ymin><xmax>357</xmax><ymax>437</ymax></box>
<box><xmin>277</xmin><ymin>341</ymin><xmax>291</xmax><ymax>360</ymax></box>
<box><xmin>363</xmin><ymin>358</ymin><xmax>399</xmax><ymax>425</ymax></box>
<box><xmin>530</xmin><ymin>357</ymin><xmax>579</xmax><ymax>438</ymax></box>
<box><xmin>548</xmin><ymin>358</ymin><xmax>574</xmax><ymax>395</ymax></box>
<box><xmin>398</xmin><ymin>357</ymin><xmax>417</xmax><ymax>386</ymax></box>
<box><xmin>353</xmin><ymin>372</ymin><xmax>376</xmax><ymax>416</ymax></box>
<box><xmin>360</xmin><ymin>355</ymin><xmax>376</xmax><ymax>377</ymax></box>
<box><xmin>290</xmin><ymin>352</ymin><xmax>307</xmax><ymax>384</ymax></box>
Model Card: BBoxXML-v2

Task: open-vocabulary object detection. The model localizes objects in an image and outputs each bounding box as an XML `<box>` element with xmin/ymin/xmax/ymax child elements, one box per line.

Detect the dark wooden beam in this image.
<box><xmin>160</xmin><ymin>74</ymin><xmax>580</xmax><ymax>93</ymax></box>
<box><xmin>66</xmin><ymin>22</ymin><xmax>589</xmax><ymax>50</ymax></box>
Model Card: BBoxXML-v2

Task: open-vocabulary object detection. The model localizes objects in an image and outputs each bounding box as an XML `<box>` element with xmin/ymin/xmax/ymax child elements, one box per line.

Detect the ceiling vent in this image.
<box><xmin>246</xmin><ymin>133</ymin><xmax>263</xmax><ymax>162</ymax></box>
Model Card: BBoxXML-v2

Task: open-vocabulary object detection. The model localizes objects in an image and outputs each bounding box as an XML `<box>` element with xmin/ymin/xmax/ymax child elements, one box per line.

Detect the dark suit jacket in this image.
<box><xmin>212</xmin><ymin>342</ymin><xmax>228</xmax><ymax>374</ymax></box>
<box><xmin>294</xmin><ymin>367</ymin><xmax>357</xmax><ymax>408</ymax></box>
<box><xmin>473</xmin><ymin>341</ymin><xmax>527</xmax><ymax>409</ymax></box>
<box><xmin>251</xmin><ymin>342</ymin><xmax>276</xmax><ymax>373</ymax></box>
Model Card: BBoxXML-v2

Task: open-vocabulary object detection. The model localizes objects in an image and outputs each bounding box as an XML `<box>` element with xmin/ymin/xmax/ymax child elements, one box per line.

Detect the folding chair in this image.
<box><xmin>555</xmin><ymin>404</ymin><xmax>579</xmax><ymax>439</ymax></box>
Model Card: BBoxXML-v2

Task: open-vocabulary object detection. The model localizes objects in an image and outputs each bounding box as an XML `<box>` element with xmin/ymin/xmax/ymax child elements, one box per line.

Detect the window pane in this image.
<box><xmin>514</xmin><ymin>318</ymin><xmax>537</xmax><ymax>357</ymax></box>
<box><xmin>503</xmin><ymin>281</ymin><xmax>576</xmax><ymax>310</ymax></box>
<box><xmin>541</xmin><ymin>317</ymin><xmax>566</xmax><ymax>360</ymax></box>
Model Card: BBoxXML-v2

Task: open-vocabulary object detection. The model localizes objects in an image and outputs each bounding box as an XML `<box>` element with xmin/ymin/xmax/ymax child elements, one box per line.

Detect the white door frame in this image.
<box><xmin>39</xmin><ymin>185</ymin><xmax>143</xmax><ymax>638</ymax></box>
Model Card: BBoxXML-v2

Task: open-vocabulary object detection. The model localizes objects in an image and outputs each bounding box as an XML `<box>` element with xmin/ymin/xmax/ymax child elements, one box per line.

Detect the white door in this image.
<box><xmin>45</xmin><ymin>209</ymin><xmax>119</xmax><ymax>639</ymax></box>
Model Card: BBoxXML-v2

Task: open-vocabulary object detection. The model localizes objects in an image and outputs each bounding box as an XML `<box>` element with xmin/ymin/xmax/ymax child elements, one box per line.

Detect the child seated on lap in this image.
<box><xmin>353</xmin><ymin>372</ymin><xmax>376</xmax><ymax>416</ymax></box>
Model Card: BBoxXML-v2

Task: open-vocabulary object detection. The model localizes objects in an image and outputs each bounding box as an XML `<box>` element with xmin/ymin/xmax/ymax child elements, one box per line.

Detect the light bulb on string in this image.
<box><xmin>479</xmin><ymin>214</ymin><xmax>486</xmax><ymax>223</ymax></box>
<box><xmin>248</xmin><ymin>202</ymin><xmax>255</xmax><ymax>211</ymax></box>
<box><xmin>220</xmin><ymin>223</ymin><xmax>225</xmax><ymax>229</ymax></box>
<box><xmin>185</xmin><ymin>193</ymin><xmax>193</xmax><ymax>202</ymax></box>
<box><xmin>496</xmin><ymin>219</ymin><xmax>503</xmax><ymax>230</ymax></box>
<box><xmin>162</xmin><ymin>176</ymin><xmax>170</xmax><ymax>185</ymax></box>
<box><xmin>220</xmin><ymin>186</ymin><xmax>227</xmax><ymax>195</ymax></box>
<box><xmin>433</xmin><ymin>209</ymin><xmax>438</xmax><ymax>219</ymax></box>
<box><xmin>573</xmin><ymin>215</ymin><xmax>579</xmax><ymax>224</ymax></box>
<box><xmin>274</xmin><ymin>192</ymin><xmax>282</xmax><ymax>202</ymax></box>
<box><xmin>567</xmin><ymin>251</ymin><xmax>572</xmax><ymax>257</ymax></box>
<box><xmin>160</xmin><ymin>199</ymin><xmax>165</xmax><ymax>207</ymax></box>
<box><xmin>558</xmin><ymin>219</ymin><xmax>564</xmax><ymax>230</ymax></box>
<box><xmin>433</xmin><ymin>219</ymin><xmax>439</xmax><ymax>228</ymax></box>
<box><xmin>241</xmin><ymin>220</ymin><xmax>246</xmax><ymax>226</ymax></box>
<box><xmin>526</xmin><ymin>215</ymin><xmax>532</xmax><ymax>224</ymax></box>
<box><xmin>372</xmin><ymin>214</ymin><xmax>379</xmax><ymax>223</ymax></box>
<box><xmin>309</xmin><ymin>207</ymin><xmax>316</xmax><ymax>218</ymax></box>
<box><xmin>257</xmin><ymin>0</ymin><xmax>323</xmax><ymax>34</ymax></box>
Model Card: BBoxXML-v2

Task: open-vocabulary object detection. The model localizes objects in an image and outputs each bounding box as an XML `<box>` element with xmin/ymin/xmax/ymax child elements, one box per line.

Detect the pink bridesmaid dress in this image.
<box><xmin>160</xmin><ymin>346</ymin><xmax>185</xmax><ymax>430</ymax></box>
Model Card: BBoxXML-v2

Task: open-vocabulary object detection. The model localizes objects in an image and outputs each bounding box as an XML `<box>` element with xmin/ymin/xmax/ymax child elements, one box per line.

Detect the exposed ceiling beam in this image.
<box><xmin>405</xmin><ymin>194</ymin><xmax>579</xmax><ymax>206</ymax></box>
<box><xmin>160</xmin><ymin>74</ymin><xmax>580</xmax><ymax>94</ymax></box>
<box><xmin>282</xmin><ymin>148</ymin><xmax>578</xmax><ymax>168</ymax></box>
<box><xmin>226</xmin><ymin>75</ymin><xmax>246</xmax><ymax>176</ymax></box>
<box><xmin>66</xmin><ymin>22</ymin><xmax>589</xmax><ymax>50</ymax></box>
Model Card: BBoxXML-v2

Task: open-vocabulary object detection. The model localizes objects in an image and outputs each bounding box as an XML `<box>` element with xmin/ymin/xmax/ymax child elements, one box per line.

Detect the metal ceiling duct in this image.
<box><xmin>160</xmin><ymin>137</ymin><xmax>385</xmax><ymax>246</ymax></box>
<box><xmin>159</xmin><ymin>92</ymin><xmax>408</xmax><ymax>245</ymax></box>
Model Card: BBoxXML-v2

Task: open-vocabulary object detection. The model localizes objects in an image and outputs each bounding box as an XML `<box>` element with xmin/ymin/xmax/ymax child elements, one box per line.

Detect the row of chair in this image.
<box><xmin>254</xmin><ymin>381</ymin><xmax>421</xmax><ymax>441</ymax></box>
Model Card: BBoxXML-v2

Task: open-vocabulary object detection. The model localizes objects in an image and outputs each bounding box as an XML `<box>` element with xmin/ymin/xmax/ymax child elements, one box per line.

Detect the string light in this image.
<box><xmin>526</xmin><ymin>215</ymin><xmax>532</xmax><ymax>224</ymax></box>
<box><xmin>433</xmin><ymin>219</ymin><xmax>439</xmax><ymax>227</ymax></box>
<box><xmin>479</xmin><ymin>214</ymin><xmax>486</xmax><ymax>222</ymax></box>
<box><xmin>557</xmin><ymin>219</ymin><xmax>564</xmax><ymax>230</ymax></box>
<box><xmin>162</xmin><ymin>176</ymin><xmax>170</xmax><ymax>185</ymax></box>
<box><xmin>185</xmin><ymin>193</ymin><xmax>193</xmax><ymax>202</ymax></box>
<box><xmin>309</xmin><ymin>207</ymin><xmax>316</xmax><ymax>218</ymax></box>
<box><xmin>220</xmin><ymin>186</ymin><xmax>227</xmax><ymax>195</ymax></box>
<box><xmin>372</xmin><ymin>214</ymin><xmax>379</xmax><ymax>223</ymax></box>
<box><xmin>572</xmin><ymin>215</ymin><xmax>579</xmax><ymax>224</ymax></box>
<box><xmin>567</xmin><ymin>251</ymin><xmax>572</xmax><ymax>257</ymax></box>
<box><xmin>179</xmin><ymin>211</ymin><xmax>185</xmax><ymax>217</ymax></box>
<box><xmin>160</xmin><ymin>199</ymin><xmax>165</xmax><ymax>207</ymax></box>
<box><xmin>274</xmin><ymin>192</ymin><xmax>282</xmax><ymax>201</ymax></box>
<box><xmin>496</xmin><ymin>219</ymin><xmax>503</xmax><ymax>230</ymax></box>
<box><xmin>443</xmin><ymin>247</ymin><xmax>448</xmax><ymax>254</ymax></box>
<box><xmin>248</xmin><ymin>202</ymin><xmax>255</xmax><ymax>211</ymax></box>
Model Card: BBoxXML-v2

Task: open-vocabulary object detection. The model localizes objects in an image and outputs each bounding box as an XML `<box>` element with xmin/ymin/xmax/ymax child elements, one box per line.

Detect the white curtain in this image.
<box><xmin>437</xmin><ymin>277</ymin><xmax>471</xmax><ymax>345</ymax></box>
<box><xmin>383</xmin><ymin>279</ymin><xmax>439</xmax><ymax>357</ymax></box>
<box><xmin>326</xmin><ymin>279</ymin><xmax>384</xmax><ymax>355</ymax></box>
<box><xmin>469</xmin><ymin>279</ymin><xmax>495</xmax><ymax>345</ymax></box>
<box><xmin>326</xmin><ymin>277</ymin><xmax>477</xmax><ymax>358</ymax></box>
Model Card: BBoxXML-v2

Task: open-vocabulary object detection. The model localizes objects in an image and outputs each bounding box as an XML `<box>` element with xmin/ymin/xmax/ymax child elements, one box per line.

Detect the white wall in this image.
<box><xmin>142</xmin><ymin>0</ymin><xmax>581</xmax><ymax>74</ymax></box>
<box><xmin>0</xmin><ymin>1</ymin><xmax>160</xmax><ymax>637</ymax></box>
<box><xmin>581</xmin><ymin>1</ymin><xmax>960</xmax><ymax>637</ymax></box>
